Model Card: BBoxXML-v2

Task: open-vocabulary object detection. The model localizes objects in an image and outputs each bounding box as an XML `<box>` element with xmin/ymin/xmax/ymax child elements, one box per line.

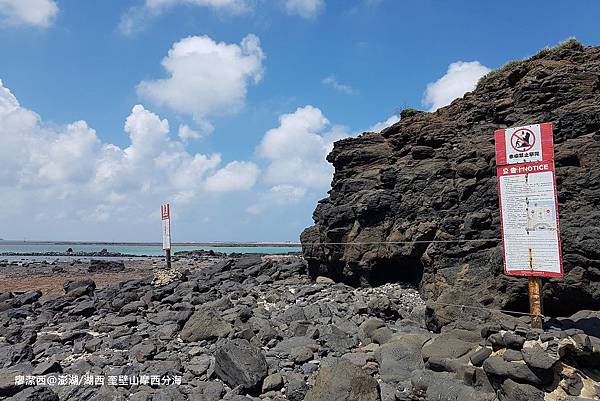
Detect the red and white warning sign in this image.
<box><xmin>495</xmin><ymin>123</ymin><xmax>554</xmax><ymax>165</ymax></box>
<box><xmin>161</xmin><ymin>203</ymin><xmax>171</xmax><ymax>251</ymax></box>
<box><xmin>495</xmin><ymin>124</ymin><xmax>563</xmax><ymax>278</ymax></box>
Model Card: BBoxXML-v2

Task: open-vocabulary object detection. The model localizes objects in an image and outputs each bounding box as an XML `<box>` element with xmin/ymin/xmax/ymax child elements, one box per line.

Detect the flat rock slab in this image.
<box><xmin>422</xmin><ymin>330</ymin><xmax>479</xmax><ymax>362</ymax></box>
<box><xmin>272</xmin><ymin>337</ymin><xmax>318</xmax><ymax>355</ymax></box>
<box><xmin>304</xmin><ymin>359</ymin><xmax>380</xmax><ymax>401</ymax></box>
<box><xmin>482</xmin><ymin>356</ymin><xmax>542</xmax><ymax>386</ymax></box>
<box><xmin>180</xmin><ymin>311</ymin><xmax>232</xmax><ymax>342</ymax></box>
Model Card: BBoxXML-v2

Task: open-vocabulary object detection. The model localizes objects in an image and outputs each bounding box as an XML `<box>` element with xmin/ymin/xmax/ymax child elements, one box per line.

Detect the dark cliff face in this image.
<box><xmin>301</xmin><ymin>40</ymin><xmax>600</xmax><ymax>319</ymax></box>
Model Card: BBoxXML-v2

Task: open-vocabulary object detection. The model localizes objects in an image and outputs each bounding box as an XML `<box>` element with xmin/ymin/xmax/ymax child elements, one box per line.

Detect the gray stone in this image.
<box><xmin>152</xmin><ymin>387</ymin><xmax>186</xmax><ymax>401</ymax></box>
<box><xmin>304</xmin><ymin>360</ymin><xmax>380</xmax><ymax>401</ymax></box>
<box><xmin>191</xmin><ymin>381</ymin><xmax>225</xmax><ymax>401</ymax></box>
<box><xmin>341</xmin><ymin>352</ymin><xmax>371</xmax><ymax>367</ymax></box>
<box><xmin>289</xmin><ymin>321</ymin><xmax>312</xmax><ymax>337</ymax></box>
<box><xmin>499</xmin><ymin>379</ymin><xmax>544</xmax><ymax>401</ymax></box>
<box><xmin>141</xmin><ymin>359</ymin><xmax>182</xmax><ymax>377</ymax></box>
<box><xmin>11</xmin><ymin>386</ymin><xmax>59</xmax><ymax>401</ymax></box>
<box><xmin>131</xmin><ymin>340</ymin><xmax>157</xmax><ymax>362</ymax></box>
<box><xmin>503</xmin><ymin>332</ymin><xmax>526</xmax><ymax>350</ymax></box>
<box><xmin>32</xmin><ymin>361</ymin><xmax>62</xmax><ymax>375</ymax></box>
<box><xmin>321</xmin><ymin>324</ymin><xmax>358</xmax><ymax>355</ymax></box>
<box><xmin>262</xmin><ymin>372</ymin><xmax>283</xmax><ymax>392</ymax></box>
<box><xmin>280</xmin><ymin>306</ymin><xmax>306</xmax><ymax>322</ymax></box>
<box><xmin>371</xmin><ymin>327</ymin><xmax>393</xmax><ymax>345</ymax></box>
<box><xmin>158</xmin><ymin>323</ymin><xmax>179</xmax><ymax>340</ymax></box>
<box><xmin>84</xmin><ymin>337</ymin><xmax>103</xmax><ymax>353</ymax></box>
<box><xmin>101</xmin><ymin>315</ymin><xmax>137</xmax><ymax>327</ymax></box>
<box><xmin>290</xmin><ymin>346</ymin><xmax>313</xmax><ymax>364</ymax></box>
<box><xmin>272</xmin><ymin>337</ymin><xmax>317</xmax><ymax>356</ymax></box>
<box><xmin>316</xmin><ymin>276</ymin><xmax>335</xmax><ymax>285</ymax></box>
<box><xmin>111</xmin><ymin>333</ymin><xmax>143</xmax><ymax>350</ymax></box>
<box><xmin>422</xmin><ymin>331</ymin><xmax>477</xmax><ymax>362</ymax></box>
<box><xmin>469</xmin><ymin>347</ymin><xmax>492</xmax><ymax>367</ymax></box>
<box><xmin>521</xmin><ymin>345</ymin><xmax>558</xmax><ymax>370</ymax></box>
<box><xmin>561</xmin><ymin>373</ymin><xmax>583</xmax><ymax>396</ymax></box>
<box><xmin>302</xmin><ymin>362</ymin><xmax>319</xmax><ymax>375</ymax></box>
<box><xmin>187</xmin><ymin>354</ymin><xmax>212</xmax><ymax>376</ymax></box>
<box><xmin>410</xmin><ymin>369</ymin><xmax>496</xmax><ymax>401</ymax></box>
<box><xmin>0</xmin><ymin>364</ymin><xmax>31</xmax><ymax>397</ymax></box>
<box><xmin>204</xmin><ymin>381</ymin><xmax>225</xmax><ymax>401</ymax></box>
<box><xmin>180</xmin><ymin>311</ymin><xmax>232</xmax><ymax>342</ymax></box>
<box><xmin>503</xmin><ymin>349</ymin><xmax>523</xmax><ymax>362</ymax></box>
<box><xmin>70</xmin><ymin>300</ymin><xmax>96</xmax><ymax>316</ymax></box>
<box><xmin>376</xmin><ymin>334</ymin><xmax>429</xmax><ymax>382</ymax></box>
<box><xmin>214</xmin><ymin>339</ymin><xmax>268</xmax><ymax>393</ymax></box>
<box><xmin>482</xmin><ymin>356</ymin><xmax>542</xmax><ymax>385</ymax></box>
<box><xmin>64</xmin><ymin>279</ymin><xmax>96</xmax><ymax>297</ymax></box>
<box><xmin>130</xmin><ymin>391</ymin><xmax>153</xmax><ymax>401</ymax></box>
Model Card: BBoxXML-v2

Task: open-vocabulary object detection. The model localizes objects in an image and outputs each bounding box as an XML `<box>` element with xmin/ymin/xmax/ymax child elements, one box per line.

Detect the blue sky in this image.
<box><xmin>0</xmin><ymin>0</ymin><xmax>599</xmax><ymax>242</ymax></box>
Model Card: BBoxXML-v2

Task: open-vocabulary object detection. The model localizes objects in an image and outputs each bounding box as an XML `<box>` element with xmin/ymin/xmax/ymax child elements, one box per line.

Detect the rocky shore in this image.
<box><xmin>0</xmin><ymin>255</ymin><xmax>598</xmax><ymax>400</ymax></box>
<box><xmin>0</xmin><ymin>250</ymin><xmax>140</xmax><ymax>258</ymax></box>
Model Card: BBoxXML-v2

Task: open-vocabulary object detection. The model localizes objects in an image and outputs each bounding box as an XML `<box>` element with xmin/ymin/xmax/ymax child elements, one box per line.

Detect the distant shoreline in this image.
<box><xmin>0</xmin><ymin>241</ymin><xmax>302</xmax><ymax>247</ymax></box>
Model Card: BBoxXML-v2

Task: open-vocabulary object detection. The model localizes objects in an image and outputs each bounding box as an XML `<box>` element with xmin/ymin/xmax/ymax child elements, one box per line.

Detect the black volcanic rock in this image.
<box><xmin>1</xmin><ymin>252</ymin><xmax>598</xmax><ymax>400</ymax></box>
<box><xmin>88</xmin><ymin>259</ymin><xmax>125</xmax><ymax>273</ymax></box>
<box><xmin>214</xmin><ymin>339</ymin><xmax>268</xmax><ymax>393</ymax></box>
<box><xmin>301</xmin><ymin>40</ymin><xmax>600</xmax><ymax>321</ymax></box>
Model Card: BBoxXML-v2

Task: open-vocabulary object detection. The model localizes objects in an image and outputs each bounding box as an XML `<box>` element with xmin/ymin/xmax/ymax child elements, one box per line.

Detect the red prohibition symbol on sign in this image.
<box><xmin>510</xmin><ymin>128</ymin><xmax>535</xmax><ymax>152</ymax></box>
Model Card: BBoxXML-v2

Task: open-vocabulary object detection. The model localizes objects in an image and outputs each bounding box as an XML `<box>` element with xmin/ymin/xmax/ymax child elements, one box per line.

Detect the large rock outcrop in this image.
<box><xmin>301</xmin><ymin>40</ymin><xmax>600</xmax><ymax>320</ymax></box>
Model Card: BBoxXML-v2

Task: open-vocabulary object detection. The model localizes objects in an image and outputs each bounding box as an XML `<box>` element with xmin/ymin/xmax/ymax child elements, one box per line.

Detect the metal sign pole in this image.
<box><xmin>166</xmin><ymin>248</ymin><xmax>171</xmax><ymax>270</ymax></box>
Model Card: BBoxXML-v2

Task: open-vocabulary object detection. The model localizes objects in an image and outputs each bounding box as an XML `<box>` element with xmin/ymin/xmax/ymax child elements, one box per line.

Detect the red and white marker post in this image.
<box><xmin>495</xmin><ymin>123</ymin><xmax>563</xmax><ymax>329</ymax></box>
<box><xmin>161</xmin><ymin>203</ymin><xmax>172</xmax><ymax>270</ymax></box>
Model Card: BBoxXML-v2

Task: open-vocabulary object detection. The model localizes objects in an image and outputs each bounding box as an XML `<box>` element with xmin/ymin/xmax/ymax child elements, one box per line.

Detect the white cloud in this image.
<box><xmin>368</xmin><ymin>114</ymin><xmax>399</xmax><ymax>132</ymax></box>
<box><xmin>322</xmin><ymin>75</ymin><xmax>357</xmax><ymax>95</ymax></box>
<box><xmin>118</xmin><ymin>6</ymin><xmax>149</xmax><ymax>36</ymax></box>
<box><xmin>178</xmin><ymin>124</ymin><xmax>203</xmax><ymax>141</ymax></box>
<box><xmin>145</xmin><ymin>0</ymin><xmax>251</xmax><ymax>12</ymax></box>
<box><xmin>119</xmin><ymin>0</ymin><xmax>251</xmax><ymax>35</ymax></box>
<box><xmin>423</xmin><ymin>61</ymin><xmax>491</xmax><ymax>111</ymax></box>
<box><xmin>205</xmin><ymin>161</ymin><xmax>259</xmax><ymax>192</ymax></box>
<box><xmin>283</xmin><ymin>0</ymin><xmax>324</xmax><ymax>18</ymax></box>
<box><xmin>120</xmin><ymin>0</ymin><xmax>325</xmax><ymax>34</ymax></box>
<box><xmin>246</xmin><ymin>184</ymin><xmax>306</xmax><ymax>215</ymax></box>
<box><xmin>0</xmin><ymin>0</ymin><xmax>58</xmax><ymax>28</ymax></box>
<box><xmin>0</xmin><ymin>80</ymin><xmax>258</xmax><ymax>227</ymax></box>
<box><xmin>269</xmin><ymin>184</ymin><xmax>306</xmax><ymax>201</ymax></box>
<box><xmin>137</xmin><ymin>34</ymin><xmax>265</xmax><ymax>131</ymax></box>
<box><xmin>257</xmin><ymin>105</ymin><xmax>349</xmax><ymax>190</ymax></box>
<box><xmin>247</xmin><ymin>106</ymin><xmax>351</xmax><ymax>215</ymax></box>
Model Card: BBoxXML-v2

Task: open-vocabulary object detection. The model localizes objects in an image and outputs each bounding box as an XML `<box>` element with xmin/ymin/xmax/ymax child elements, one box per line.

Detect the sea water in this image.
<box><xmin>0</xmin><ymin>243</ymin><xmax>302</xmax><ymax>258</ymax></box>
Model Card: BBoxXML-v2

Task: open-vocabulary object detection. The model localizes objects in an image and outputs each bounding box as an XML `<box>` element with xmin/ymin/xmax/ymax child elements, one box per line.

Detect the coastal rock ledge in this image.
<box><xmin>301</xmin><ymin>39</ymin><xmax>600</xmax><ymax>322</ymax></box>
